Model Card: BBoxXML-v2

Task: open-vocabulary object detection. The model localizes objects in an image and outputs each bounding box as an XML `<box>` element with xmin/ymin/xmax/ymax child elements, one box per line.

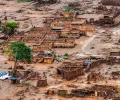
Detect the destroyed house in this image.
<box><xmin>45</xmin><ymin>31</ymin><xmax>60</xmax><ymax>40</ymax></box>
<box><xmin>90</xmin><ymin>85</ymin><xmax>119</xmax><ymax>99</ymax></box>
<box><xmin>108</xmin><ymin>50</ymin><xmax>120</xmax><ymax>64</ymax></box>
<box><xmin>57</xmin><ymin>61</ymin><xmax>84</xmax><ymax>80</ymax></box>
<box><xmin>71</xmin><ymin>18</ymin><xmax>86</xmax><ymax>25</ymax></box>
<box><xmin>7</xmin><ymin>34</ymin><xmax>25</xmax><ymax>42</ymax></box>
<box><xmin>77</xmin><ymin>24</ymin><xmax>95</xmax><ymax>32</ymax></box>
<box><xmin>31</xmin><ymin>43</ymin><xmax>52</xmax><ymax>53</ymax></box>
<box><xmin>96</xmin><ymin>15</ymin><xmax>115</xmax><ymax>26</ymax></box>
<box><xmin>102</xmin><ymin>0</ymin><xmax>120</xmax><ymax>6</ymax></box>
<box><xmin>52</xmin><ymin>39</ymin><xmax>75</xmax><ymax>48</ymax></box>
<box><xmin>60</xmin><ymin>30</ymin><xmax>80</xmax><ymax>39</ymax></box>
<box><xmin>111</xmin><ymin>71</ymin><xmax>120</xmax><ymax>79</ymax></box>
<box><xmin>33</xmin><ymin>50</ymin><xmax>55</xmax><ymax>64</ymax></box>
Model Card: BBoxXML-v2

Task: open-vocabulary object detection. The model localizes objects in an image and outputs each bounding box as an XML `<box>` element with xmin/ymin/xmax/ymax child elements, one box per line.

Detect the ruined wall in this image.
<box><xmin>102</xmin><ymin>0</ymin><xmax>120</xmax><ymax>6</ymax></box>
<box><xmin>86</xmin><ymin>59</ymin><xmax>120</xmax><ymax>72</ymax></box>
<box><xmin>86</xmin><ymin>60</ymin><xmax>107</xmax><ymax>72</ymax></box>
<box><xmin>58</xmin><ymin>68</ymin><xmax>83</xmax><ymax>80</ymax></box>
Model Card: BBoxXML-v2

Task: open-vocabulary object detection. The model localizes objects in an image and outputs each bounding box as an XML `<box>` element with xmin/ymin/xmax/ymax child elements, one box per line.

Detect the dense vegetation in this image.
<box><xmin>6</xmin><ymin>42</ymin><xmax>32</xmax><ymax>65</ymax></box>
<box><xmin>0</xmin><ymin>21</ymin><xmax>17</xmax><ymax>35</ymax></box>
<box><xmin>5</xmin><ymin>22</ymin><xmax>17</xmax><ymax>35</ymax></box>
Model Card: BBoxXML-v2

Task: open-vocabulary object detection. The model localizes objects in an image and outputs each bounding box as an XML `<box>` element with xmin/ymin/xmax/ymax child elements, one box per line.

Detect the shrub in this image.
<box><xmin>17</xmin><ymin>0</ymin><xmax>31</xmax><ymax>2</ymax></box>
<box><xmin>64</xmin><ymin>53</ymin><xmax>69</xmax><ymax>56</ymax></box>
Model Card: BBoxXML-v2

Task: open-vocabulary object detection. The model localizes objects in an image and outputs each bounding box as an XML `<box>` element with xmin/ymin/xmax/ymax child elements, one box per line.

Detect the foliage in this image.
<box><xmin>24</xmin><ymin>82</ymin><xmax>31</xmax><ymax>86</ymax></box>
<box><xmin>5</xmin><ymin>22</ymin><xmax>17</xmax><ymax>34</ymax></box>
<box><xmin>64</xmin><ymin>53</ymin><xmax>69</xmax><ymax>57</ymax></box>
<box><xmin>6</xmin><ymin>42</ymin><xmax>32</xmax><ymax>63</ymax></box>
<box><xmin>0</xmin><ymin>21</ymin><xmax>3</xmax><ymax>32</ymax></box>
<box><xmin>17</xmin><ymin>0</ymin><xmax>31</xmax><ymax>2</ymax></box>
<box><xmin>0</xmin><ymin>27</ymin><xmax>3</xmax><ymax>31</ymax></box>
<box><xmin>5</xmin><ymin>22</ymin><xmax>17</xmax><ymax>28</ymax></box>
<box><xmin>0</xmin><ymin>42</ymin><xmax>4</xmax><ymax>45</ymax></box>
<box><xmin>65</xmin><ymin>6</ymin><xmax>73</xmax><ymax>12</ymax></box>
<box><xmin>0</xmin><ymin>20</ymin><xmax>1</xmax><ymax>26</ymax></box>
<box><xmin>6</xmin><ymin>27</ymin><xmax>11</xmax><ymax>33</ymax></box>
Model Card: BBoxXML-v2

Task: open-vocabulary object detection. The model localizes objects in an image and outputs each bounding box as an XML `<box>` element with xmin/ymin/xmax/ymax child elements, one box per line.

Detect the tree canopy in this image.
<box><xmin>5</xmin><ymin>22</ymin><xmax>17</xmax><ymax>34</ymax></box>
<box><xmin>65</xmin><ymin>6</ymin><xmax>74</xmax><ymax>12</ymax></box>
<box><xmin>6</xmin><ymin>42</ymin><xmax>32</xmax><ymax>63</ymax></box>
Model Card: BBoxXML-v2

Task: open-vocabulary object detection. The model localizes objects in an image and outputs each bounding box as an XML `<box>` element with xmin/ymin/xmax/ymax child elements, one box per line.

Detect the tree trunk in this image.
<box><xmin>11</xmin><ymin>60</ymin><xmax>17</xmax><ymax>84</ymax></box>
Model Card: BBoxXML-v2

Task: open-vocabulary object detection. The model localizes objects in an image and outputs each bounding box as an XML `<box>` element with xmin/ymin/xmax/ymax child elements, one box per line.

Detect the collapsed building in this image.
<box><xmin>108</xmin><ymin>50</ymin><xmax>120</xmax><ymax>64</ymax></box>
<box><xmin>102</xmin><ymin>0</ymin><xmax>120</xmax><ymax>6</ymax></box>
<box><xmin>57</xmin><ymin>61</ymin><xmax>84</xmax><ymax>80</ymax></box>
<box><xmin>32</xmin><ymin>0</ymin><xmax>58</xmax><ymax>4</ymax></box>
<box><xmin>95</xmin><ymin>15</ymin><xmax>115</xmax><ymax>26</ymax></box>
<box><xmin>111</xmin><ymin>71</ymin><xmax>120</xmax><ymax>79</ymax></box>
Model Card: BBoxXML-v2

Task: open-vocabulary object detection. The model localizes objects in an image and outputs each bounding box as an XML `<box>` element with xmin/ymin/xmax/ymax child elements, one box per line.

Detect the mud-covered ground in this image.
<box><xmin>0</xmin><ymin>0</ymin><xmax>120</xmax><ymax>100</ymax></box>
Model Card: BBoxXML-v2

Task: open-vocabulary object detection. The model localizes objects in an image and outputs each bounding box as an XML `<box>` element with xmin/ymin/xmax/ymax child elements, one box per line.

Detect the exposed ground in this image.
<box><xmin>0</xmin><ymin>0</ymin><xmax>120</xmax><ymax>100</ymax></box>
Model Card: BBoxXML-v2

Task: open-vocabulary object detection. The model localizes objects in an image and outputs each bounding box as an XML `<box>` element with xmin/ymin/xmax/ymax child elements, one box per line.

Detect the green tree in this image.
<box><xmin>0</xmin><ymin>20</ymin><xmax>3</xmax><ymax>32</ymax></box>
<box><xmin>6</xmin><ymin>42</ymin><xmax>32</xmax><ymax>69</ymax></box>
<box><xmin>17</xmin><ymin>0</ymin><xmax>31</xmax><ymax>2</ymax></box>
<box><xmin>65</xmin><ymin>6</ymin><xmax>73</xmax><ymax>12</ymax></box>
<box><xmin>6</xmin><ymin>42</ymin><xmax>32</xmax><ymax>84</ymax></box>
<box><xmin>5</xmin><ymin>22</ymin><xmax>17</xmax><ymax>35</ymax></box>
<box><xmin>64</xmin><ymin>53</ymin><xmax>69</xmax><ymax>57</ymax></box>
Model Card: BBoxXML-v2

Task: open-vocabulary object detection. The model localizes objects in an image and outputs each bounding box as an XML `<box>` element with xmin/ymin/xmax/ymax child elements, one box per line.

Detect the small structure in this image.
<box><xmin>102</xmin><ymin>0</ymin><xmax>120</xmax><ymax>6</ymax></box>
<box><xmin>33</xmin><ymin>50</ymin><xmax>55</xmax><ymax>64</ymax></box>
<box><xmin>57</xmin><ymin>61</ymin><xmax>84</xmax><ymax>80</ymax></box>
<box><xmin>53</xmin><ymin>39</ymin><xmax>75</xmax><ymax>48</ymax></box>
<box><xmin>37</xmin><ymin>79</ymin><xmax>48</xmax><ymax>87</ymax></box>
<box><xmin>95</xmin><ymin>15</ymin><xmax>115</xmax><ymax>26</ymax></box>
<box><xmin>60</xmin><ymin>30</ymin><xmax>80</xmax><ymax>39</ymax></box>
<box><xmin>108</xmin><ymin>50</ymin><xmax>120</xmax><ymax>64</ymax></box>
<box><xmin>111</xmin><ymin>71</ymin><xmax>120</xmax><ymax>79</ymax></box>
<box><xmin>71</xmin><ymin>89</ymin><xmax>94</xmax><ymax>97</ymax></box>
